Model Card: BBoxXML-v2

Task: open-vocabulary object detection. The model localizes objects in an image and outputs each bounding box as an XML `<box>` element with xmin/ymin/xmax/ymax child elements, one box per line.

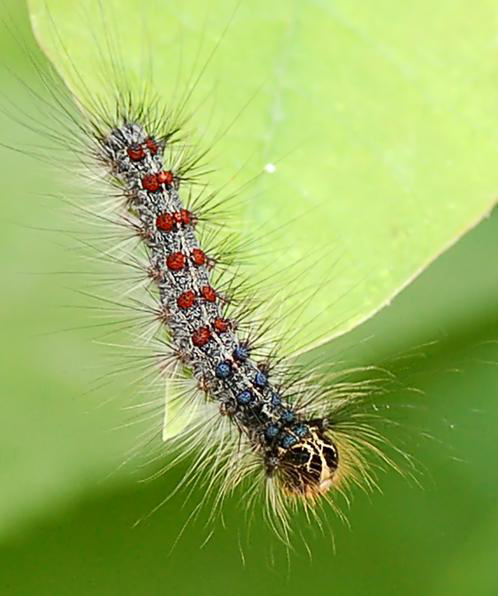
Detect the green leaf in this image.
<box><xmin>29</xmin><ymin>0</ymin><xmax>498</xmax><ymax>354</ymax></box>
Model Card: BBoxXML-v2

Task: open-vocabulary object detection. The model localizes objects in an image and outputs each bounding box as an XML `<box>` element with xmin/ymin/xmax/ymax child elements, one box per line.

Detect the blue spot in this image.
<box><xmin>233</xmin><ymin>345</ymin><xmax>249</xmax><ymax>361</ymax></box>
<box><xmin>237</xmin><ymin>390</ymin><xmax>253</xmax><ymax>405</ymax></box>
<box><xmin>215</xmin><ymin>361</ymin><xmax>232</xmax><ymax>380</ymax></box>
<box><xmin>281</xmin><ymin>434</ymin><xmax>298</xmax><ymax>449</ymax></box>
<box><xmin>281</xmin><ymin>410</ymin><xmax>295</xmax><ymax>424</ymax></box>
<box><xmin>265</xmin><ymin>424</ymin><xmax>280</xmax><ymax>440</ymax></box>
<box><xmin>270</xmin><ymin>393</ymin><xmax>281</xmax><ymax>407</ymax></box>
<box><xmin>293</xmin><ymin>424</ymin><xmax>308</xmax><ymax>438</ymax></box>
<box><xmin>254</xmin><ymin>371</ymin><xmax>268</xmax><ymax>388</ymax></box>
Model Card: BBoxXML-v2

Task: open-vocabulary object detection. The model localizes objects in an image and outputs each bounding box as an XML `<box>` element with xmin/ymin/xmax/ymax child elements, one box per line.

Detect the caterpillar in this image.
<box><xmin>103</xmin><ymin>122</ymin><xmax>341</xmax><ymax>492</ymax></box>
<box><xmin>93</xmin><ymin>118</ymin><xmax>387</xmax><ymax>535</ymax></box>
<box><xmin>2</xmin><ymin>0</ymin><xmax>408</xmax><ymax>541</ymax></box>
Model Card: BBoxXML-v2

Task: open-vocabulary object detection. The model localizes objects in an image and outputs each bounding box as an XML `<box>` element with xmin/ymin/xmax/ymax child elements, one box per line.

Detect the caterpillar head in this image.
<box><xmin>274</xmin><ymin>420</ymin><xmax>339</xmax><ymax>499</ymax></box>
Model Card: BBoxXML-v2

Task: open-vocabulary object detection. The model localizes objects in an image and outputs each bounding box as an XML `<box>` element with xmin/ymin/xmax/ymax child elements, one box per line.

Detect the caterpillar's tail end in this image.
<box><xmin>276</xmin><ymin>420</ymin><xmax>339</xmax><ymax>500</ymax></box>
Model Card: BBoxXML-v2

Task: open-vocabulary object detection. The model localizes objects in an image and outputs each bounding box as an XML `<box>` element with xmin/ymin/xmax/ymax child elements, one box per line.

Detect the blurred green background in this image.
<box><xmin>0</xmin><ymin>1</ymin><xmax>497</xmax><ymax>595</ymax></box>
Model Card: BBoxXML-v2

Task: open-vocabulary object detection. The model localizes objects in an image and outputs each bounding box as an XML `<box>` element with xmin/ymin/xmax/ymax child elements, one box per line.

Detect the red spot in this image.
<box><xmin>180</xmin><ymin>209</ymin><xmax>192</xmax><ymax>225</ymax></box>
<box><xmin>191</xmin><ymin>248</ymin><xmax>206</xmax><ymax>266</ymax></box>
<box><xmin>214</xmin><ymin>317</ymin><xmax>229</xmax><ymax>333</ymax></box>
<box><xmin>180</xmin><ymin>209</ymin><xmax>192</xmax><ymax>226</ymax></box>
<box><xmin>157</xmin><ymin>170</ymin><xmax>174</xmax><ymax>186</ymax></box>
<box><xmin>166</xmin><ymin>252</ymin><xmax>185</xmax><ymax>271</ymax></box>
<box><xmin>156</xmin><ymin>213</ymin><xmax>174</xmax><ymax>232</ymax></box>
<box><xmin>177</xmin><ymin>290</ymin><xmax>196</xmax><ymax>310</ymax></box>
<box><xmin>172</xmin><ymin>209</ymin><xmax>192</xmax><ymax>226</ymax></box>
<box><xmin>127</xmin><ymin>144</ymin><xmax>144</xmax><ymax>161</ymax></box>
<box><xmin>192</xmin><ymin>327</ymin><xmax>211</xmax><ymax>347</ymax></box>
<box><xmin>142</xmin><ymin>174</ymin><xmax>160</xmax><ymax>192</ymax></box>
<box><xmin>201</xmin><ymin>285</ymin><xmax>216</xmax><ymax>302</ymax></box>
<box><xmin>146</xmin><ymin>138</ymin><xmax>158</xmax><ymax>154</ymax></box>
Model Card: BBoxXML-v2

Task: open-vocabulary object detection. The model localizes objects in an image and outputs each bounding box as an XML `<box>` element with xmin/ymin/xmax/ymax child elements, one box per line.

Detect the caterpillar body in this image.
<box><xmin>101</xmin><ymin>121</ymin><xmax>339</xmax><ymax>501</ymax></box>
